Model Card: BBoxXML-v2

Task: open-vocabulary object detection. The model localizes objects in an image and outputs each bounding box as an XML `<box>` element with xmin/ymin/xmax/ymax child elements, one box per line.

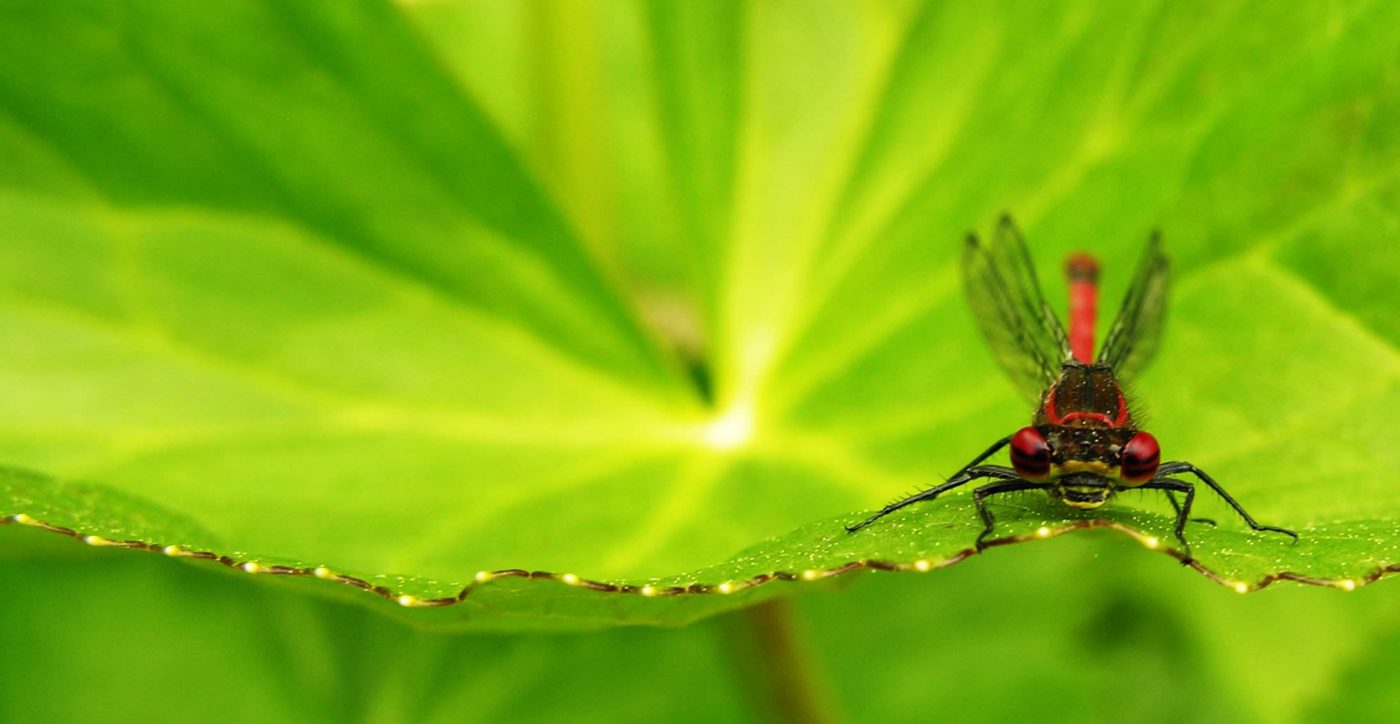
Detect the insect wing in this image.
<box><xmin>962</xmin><ymin>216</ymin><xmax>1071</xmax><ymax>402</ymax></box>
<box><xmin>1097</xmin><ymin>233</ymin><xmax>1169</xmax><ymax>382</ymax></box>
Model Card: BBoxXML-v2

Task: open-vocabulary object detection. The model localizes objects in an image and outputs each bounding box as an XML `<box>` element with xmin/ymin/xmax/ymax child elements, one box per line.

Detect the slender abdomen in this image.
<box><xmin>1066</xmin><ymin>253</ymin><xmax>1099</xmax><ymax>364</ymax></box>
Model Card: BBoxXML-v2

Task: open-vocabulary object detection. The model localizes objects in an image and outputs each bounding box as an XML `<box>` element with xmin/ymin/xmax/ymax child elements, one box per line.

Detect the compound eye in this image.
<box><xmin>1010</xmin><ymin>426</ymin><xmax>1051</xmax><ymax>480</ymax></box>
<box><xmin>1120</xmin><ymin>431</ymin><xmax>1160</xmax><ymax>484</ymax></box>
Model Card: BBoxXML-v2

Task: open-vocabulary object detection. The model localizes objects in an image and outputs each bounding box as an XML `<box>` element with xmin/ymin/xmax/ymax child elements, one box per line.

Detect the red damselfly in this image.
<box><xmin>846</xmin><ymin>216</ymin><xmax>1296</xmax><ymax>558</ymax></box>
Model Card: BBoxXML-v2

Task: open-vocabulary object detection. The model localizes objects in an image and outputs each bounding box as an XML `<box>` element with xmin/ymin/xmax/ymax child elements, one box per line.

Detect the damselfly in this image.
<box><xmin>846</xmin><ymin>216</ymin><xmax>1297</xmax><ymax>558</ymax></box>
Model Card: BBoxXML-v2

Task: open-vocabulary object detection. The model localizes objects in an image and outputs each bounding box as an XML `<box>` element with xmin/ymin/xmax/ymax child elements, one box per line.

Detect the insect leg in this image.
<box><xmin>971</xmin><ymin>480</ymin><xmax>1050</xmax><ymax>550</ymax></box>
<box><xmin>1165</xmin><ymin>492</ymin><xmax>1215</xmax><ymax>527</ymax></box>
<box><xmin>1139</xmin><ymin>478</ymin><xmax>1196</xmax><ymax>560</ymax></box>
<box><xmin>845</xmin><ymin>466</ymin><xmax>1020</xmax><ymax>533</ymax></box>
<box><xmin>1157</xmin><ymin>462</ymin><xmax>1298</xmax><ymax>540</ymax></box>
<box><xmin>947</xmin><ymin>435</ymin><xmax>1012</xmax><ymax>481</ymax></box>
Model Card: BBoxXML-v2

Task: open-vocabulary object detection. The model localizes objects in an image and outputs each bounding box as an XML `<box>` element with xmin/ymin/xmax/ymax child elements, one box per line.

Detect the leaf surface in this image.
<box><xmin>0</xmin><ymin>0</ymin><xmax>1397</xmax><ymax>628</ymax></box>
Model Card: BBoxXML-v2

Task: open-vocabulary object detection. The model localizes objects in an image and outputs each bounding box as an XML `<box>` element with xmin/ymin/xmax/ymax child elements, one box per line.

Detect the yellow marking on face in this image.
<box><xmin>1056</xmin><ymin>482</ymin><xmax>1111</xmax><ymax>510</ymax></box>
<box><xmin>1056</xmin><ymin>460</ymin><xmax>1114</xmax><ymax>477</ymax></box>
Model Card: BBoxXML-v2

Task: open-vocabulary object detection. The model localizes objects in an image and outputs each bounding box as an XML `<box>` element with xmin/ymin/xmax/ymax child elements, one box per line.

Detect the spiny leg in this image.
<box><xmin>947</xmin><ymin>435</ymin><xmax>1011</xmax><ymax>481</ymax></box>
<box><xmin>972</xmin><ymin>480</ymin><xmax>1050</xmax><ymax>550</ymax></box>
<box><xmin>1158</xmin><ymin>462</ymin><xmax>1298</xmax><ymax>540</ymax></box>
<box><xmin>1140</xmin><ymin>478</ymin><xmax>1197</xmax><ymax>561</ymax></box>
<box><xmin>1166</xmin><ymin>491</ymin><xmax>1215</xmax><ymax>527</ymax></box>
<box><xmin>845</xmin><ymin>433</ymin><xmax>1013</xmax><ymax>534</ymax></box>
<box><xmin>846</xmin><ymin>466</ymin><xmax>1021</xmax><ymax>533</ymax></box>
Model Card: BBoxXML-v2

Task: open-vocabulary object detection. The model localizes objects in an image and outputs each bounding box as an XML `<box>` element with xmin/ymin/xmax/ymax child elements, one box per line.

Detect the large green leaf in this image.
<box><xmin>805</xmin><ymin>534</ymin><xmax>1400</xmax><ymax>723</ymax></box>
<box><xmin>5</xmin><ymin>522</ymin><xmax>1397</xmax><ymax>723</ymax></box>
<box><xmin>1</xmin><ymin>0</ymin><xmax>1397</xmax><ymax>630</ymax></box>
<box><xmin>0</xmin><ymin>530</ymin><xmax>754</xmax><ymax>723</ymax></box>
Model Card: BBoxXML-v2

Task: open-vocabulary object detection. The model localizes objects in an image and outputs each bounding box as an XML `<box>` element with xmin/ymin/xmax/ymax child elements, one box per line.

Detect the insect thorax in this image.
<box><xmin>1036</xmin><ymin>363</ymin><xmax>1132</xmax><ymax>428</ymax></box>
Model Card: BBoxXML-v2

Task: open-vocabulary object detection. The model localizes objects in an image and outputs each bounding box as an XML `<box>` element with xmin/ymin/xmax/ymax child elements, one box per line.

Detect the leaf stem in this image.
<box><xmin>722</xmin><ymin>598</ymin><xmax>839</xmax><ymax>724</ymax></box>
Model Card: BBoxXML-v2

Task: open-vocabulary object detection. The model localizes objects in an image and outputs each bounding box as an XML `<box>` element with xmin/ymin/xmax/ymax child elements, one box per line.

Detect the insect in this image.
<box><xmin>846</xmin><ymin>216</ymin><xmax>1296</xmax><ymax>558</ymax></box>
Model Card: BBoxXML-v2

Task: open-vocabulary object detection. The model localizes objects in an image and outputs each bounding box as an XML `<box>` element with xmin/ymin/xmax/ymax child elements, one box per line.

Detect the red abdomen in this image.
<box><xmin>1066</xmin><ymin>253</ymin><xmax>1099</xmax><ymax>364</ymax></box>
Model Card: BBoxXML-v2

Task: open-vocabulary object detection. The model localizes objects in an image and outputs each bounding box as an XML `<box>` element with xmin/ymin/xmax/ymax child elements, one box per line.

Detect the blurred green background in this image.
<box><xmin>1</xmin><ymin>0</ymin><xmax>1397</xmax><ymax>721</ymax></box>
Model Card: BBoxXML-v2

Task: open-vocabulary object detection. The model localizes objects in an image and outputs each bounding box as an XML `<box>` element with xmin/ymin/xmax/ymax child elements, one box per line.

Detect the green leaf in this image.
<box><xmin>1308</xmin><ymin>628</ymin><xmax>1400</xmax><ymax>721</ymax></box>
<box><xmin>0</xmin><ymin>531</ymin><xmax>754</xmax><ymax>722</ymax></box>
<box><xmin>806</xmin><ymin>535</ymin><xmax>1400</xmax><ymax>723</ymax></box>
<box><xmin>5</xmin><ymin>522</ymin><xmax>1396</xmax><ymax>723</ymax></box>
<box><xmin>1</xmin><ymin>0</ymin><xmax>1398</xmax><ymax>631</ymax></box>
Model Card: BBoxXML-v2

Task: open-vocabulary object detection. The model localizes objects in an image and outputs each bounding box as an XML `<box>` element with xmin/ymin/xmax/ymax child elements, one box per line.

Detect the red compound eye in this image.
<box><xmin>1010</xmin><ymin>426</ymin><xmax>1051</xmax><ymax>480</ymax></box>
<box><xmin>1120</xmin><ymin>431</ymin><xmax>1160</xmax><ymax>483</ymax></box>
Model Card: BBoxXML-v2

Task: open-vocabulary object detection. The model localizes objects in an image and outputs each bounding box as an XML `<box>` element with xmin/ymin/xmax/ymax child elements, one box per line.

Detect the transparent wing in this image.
<box><xmin>1097</xmin><ymin>233</ymin><xmax>1169</xmax><ymax>383</ymax></box>
<box><xmin>962</xmin><ymin>216</ymin><xmax>1071</xmax><ymax>402</ymax></box>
